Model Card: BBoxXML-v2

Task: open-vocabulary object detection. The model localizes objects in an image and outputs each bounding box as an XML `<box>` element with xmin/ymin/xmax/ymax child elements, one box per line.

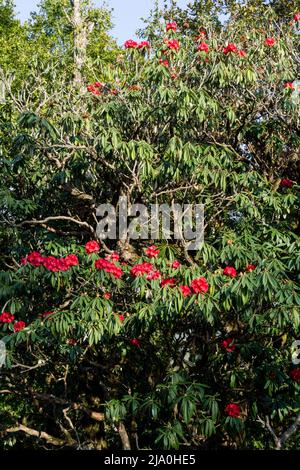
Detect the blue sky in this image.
<box><xmin>14</xmin><ymin>0</ymin><xmax>189</xmax><ymax>44</ymax></box>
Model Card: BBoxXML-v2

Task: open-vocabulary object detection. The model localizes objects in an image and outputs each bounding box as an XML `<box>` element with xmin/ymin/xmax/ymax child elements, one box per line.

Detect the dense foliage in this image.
<box><xmin>0</xmin><ymin>0</ymin><xmax>300</xmax><ymax>450</ymax></box>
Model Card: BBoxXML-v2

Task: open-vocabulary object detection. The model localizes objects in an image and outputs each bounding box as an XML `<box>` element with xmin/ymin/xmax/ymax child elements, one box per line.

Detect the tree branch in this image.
<box><xmin>17</xmin><ymin>215</ymin><xmax>96</xmax><ymax>235</ymax></box>
<box><xmin>5</xmin><ymin>424</ymin><xmax>76</xmax><ymax>447</ymax></box>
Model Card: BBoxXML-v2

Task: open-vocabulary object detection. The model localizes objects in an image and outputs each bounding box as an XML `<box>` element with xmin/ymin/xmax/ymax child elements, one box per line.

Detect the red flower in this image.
<box><xmin>281</xmin><ymin>178</ymin><xmax>293</xmax><ymax>188</ymax></box>
<box><xmin>56</xmin><ymin>258</ymin><xmax>69</xmax><ymax>272</ymax></box>
<box><xmin>43</xmin><ymin>256</ymin><xmax>60</xmax><ymax>272</ymax></box>
<box><xmin>95</xmin><ymin>259</ymin><xmax>123</xmax><ymax>279</ymax></box>
<box><xmin>64</xmin><ymin>254</ymin><xmax>79</xmax><ymax>267</ymax></box>
<box><xmin>225</xmin><ymin>403</ymin><xmax>241</xmax><ymax>418</ymax></box>
<box><xmin>221</xmin><ymin>338</ymin><xmax>236</xmax><ymax>353</ymax></box>
<box><xmin>85</xmin><ymin>240</ymin><xmax>100</xmax><ymax>254</ymax></box>
<box><xmin>159</xmin><ymin>59</ymin><xmax>170</xmax><ymax>67</ymax></box>
<box><xmin>108</xmin><ymin>252</ymin><xmax>120</xmax><ymax>262</ymax></box>
<box><xmin>0</xmin><ymin>312</ymin><xmax>15</xmax><ymax>323</ymax></box>
<box><xmin>138</xmin><ymin>41</ymin><xmax>150</xmax><ymax>49</ymax></box>
<box><xmin>284</xmin><ymin>82</ymin><xmax>295</xmax><ymax>90</ymax></box>
<box><xmin>165</xmin><ymin>39</ymin><xmax>180</xmax><ymax>51</ymax></box>
<box><xmin>172</xmin><ymin>260</ymin><xmax>181</xmax><ymax>269</ymax></box>
<box><xmin>191</xmin><ymin>277</ymin><xmax>209</xmax><ymax>294</ymax></box>
<box><xmin>131</xmin><ymin>338</ymin><xmax>141</xmax><ymax>347</ymax></box>
<box><xmin>265</xmin><ymin>37</ymin><xmax>276</xmax><ymax>47</ymax></box>
<box><xmin>14</xmin><ymin>321</ymin><xmax>26</xmax><ymax>332</ymax></box>
<box><xmin>87</xmin><ymin>85</ymin><xmax>95</xmax><ymax>93</ymax></box>
<box><xmin>145</xmin><ymin>245</ymin><xmax>160</xmax><ymax>258</ymax></box>
<box><xmin>289</xmin><ymin>369</ymin><xmax>300</xmax><ymax>382</ymax></box>
<box><xmin>294</xmin><ymin>13</ymin><xmax>300</xmax><ymax>22</ymax></box>
<box><xmin>161</xmin><ymin>278</ymin><xmax>176</xmax><ymax>288</ymax></box>
<box><xmin>124</xmin><ymin>39</ymin><xmax>138</xmax><ymax>49</ymax></box>
<box><xmin>104</xmin><ymin>292</ymin><xmax>111</xmax><ymax>300</ymax></box>
<box><xmin>94</xmin><ymin>82</ymin><xmax>104</xmax><ymax>88</ymax></box>
<box><xmin>146</xmin><ymin>270</ymin><xmax>161</xmax><ymax>281</ymax></box>
<box><xmin>223</xmin><ymin>43</ymin><xmax>238</xmax><ymax>54</ymax></box>
<box><xmin>27</xmin><ymin>251</ymin><xmax>45</xmax><ymax>267</ymax></box>
<box><xmin>131</xmin><ymin>262</ymin><xmax>154</xmax><ymax>277</ymax></box>
<box><xmin>223</xmin><ymin>266</ymin><xmax>237</xmax><ymax>278</ymax></box>
<box><xmin>237</xmin><ymin>49</ymin><xmax>246</xmax><ymax>57</ymax></box>
<box><xmin>197</xmin><ymin>42</ymin><xmax>209</xmax><ymax>53</ymax></box>
<box><xmin>180</xmin><ymin>285</ymin><xmax>191</xmax><ymax>297</ymax></box>
<box><xmin>245</xmin><ymin>264</ymin><xmax>256</xmax><ymax>272</ymax></box>
<box><xmin>166</xmin><ymin>21</ymin><xmax>177</xmax><ymax>32</ymax></box>
<box><xmin>118</xmin><ymin>314</ymin><xmax>125</xmax><ymax>322</ymax></box>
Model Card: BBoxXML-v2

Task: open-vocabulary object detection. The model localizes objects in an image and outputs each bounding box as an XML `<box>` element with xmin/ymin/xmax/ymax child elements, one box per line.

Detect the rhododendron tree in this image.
<box><xmin>0</xmin><ymin>0</ymin><xmax>300</xmax><ymax>452</ymax></box>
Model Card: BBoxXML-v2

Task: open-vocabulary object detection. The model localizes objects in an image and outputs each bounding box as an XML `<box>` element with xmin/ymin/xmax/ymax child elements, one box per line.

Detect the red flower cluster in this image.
<box><xmin>284</xmin><ymin>82</ymin><xmax>295</xmax><ymax>90</ymax></box>
<box><xmin>124</xmin><ymin>39</ymin><xmax>150</xmax><ymax>49</ymax></box>
<box><xmin>23</xmin><ymin>252</ymin><xmax>79</xmax><ymax>272</ymax></box>
<box><xmin>245</xmin><ymin>264</ymin><xmax>256</xmax><ymax>272</ymax></box>
<box><xmin>118</xmin><ymin>314</ymin><xmax>125</xmax><ymax>322</ymax></box>
<box><xmin>0</xmin><ymin>311</ymin><xmax>15</xmax><ymax>323</ymax></box>
<box><xmin>159</xmin><ymin>59</ymin><xmax>170</xmax><ymax>67</ymax></box>
<box><xmin>138</xmin><ymin>41</ymin><xmax>151</xmax><ymax>49</ymax></box>
<box><xmin>289</xmin><ymin>369</ymin><xmax>300</xmax><ymax>382</ymax></box>
<box><xmin>105</xmin><ymin>252</ymin><xmax>120</xmax><ymax>262</ymax></box>
<box><xmin>45</xmin><ymin>255</ymin><xmax>79</xmax><ymax>272</ymax></box>
<box><xmin>294</xmin><ymin>13</ymin><xmax>300</xmax><ymax>21</ymax></box>
<box><xmin>131</xmin><ymin>262</ymin><xmax>154</xmax><ymax>277</ymax></box>
<box><xmin>281</xmin><ymin>178</ymin><xmax>293</xmax><ymax>188</ymax></box>
<box><xmin>85</xmin><ymin>240</ymin><xmax>100</xmax><ymax>254</ymax></box>
<box><xmin>145</xmin><ymin>245</ymin><xmax>160</xmax><ymax>258</ymax></box>
<box><xmin>95</xmin><ymin>259</ymin><xmax>123</xmax><ymax>279</ymax></box>
<box><xmin>172</xmin><ymin>260</ymin><xmax>181</xmax><ymax>269</ymax></box>
<box><xmin>222</xmin><ymin>43</ymin><xmax>246</xmax><ymax>57</ymax></box>
<box><xmin>14</xmin><ymin>321</ymin><xmax>26</xmax><ymax>332</ymax></box>
<box><xmin>223</xmin><ymin>43</ymin><xmax>238</xmax><ymax>54</ymax></box>
<box><xmin>103</xmin><ymin>292</ymin><xmax>111</xmax><ymax>300</ymax></box>
<box><xmin>197</xmin><ymin>42</ymin><xmax>209</xmax><ymax>53</ymax></box>
<box><xmin>225</xmin><ymin>403</ymin><xmax>241</xmax><ymax>418</ymax></box>
<box><xmin>146</xmin><ymin>270</ymin><xmax>161</xmax><ymax>281</ymax></box>
<box><xmin>221</xmin><ymin>338</ymin><xmax>236</xmax><ymax>353</ymax></box>
<box><xmin>223</xmin><ymin>266</ymin><xmax>237</xmax><ymax>278</ymax></box>
<box><xmin>25</xmin><ymin>251</ymin><xmax>44</xmax><ymax>267</ymax></box>
<box><xmin>0</xmin><ymin>312</ymin><xmax>26</xmax><ymax>332</ymax></box>
<box><xmin>180</xmin><ymin>285</ymin><xmax>191</xmax><ymax>297</ymax></box>
<box><xmin>191</xmin><ymin>277</ymin><xmax>209</xmax><ymax>294</ymax></box>
<box><xmin>165</xmin><ymin>39</ymin><xmax>180</xmax><ymax>51</ymax></box>
<box><xmin>87</xmin><ymin>82</ymin><xmax>103</xmax><ymax>96</ymax></box>
<box><xmin>166</xmin><ymin>21</ymin><xmax>177</xmax><ymax>32</ymax></box>
<box><xmin>265</xmin><ymin>37</ymin><xmax>276</xmax><ymax>46</ymax></box>
<box><xmin>161</xmin><ymin>278</ymin><xmax>176</xmax><ymax>288</ymax></box>
<box><xmin>124</xmin><ymin>39</ymin><xmax>138</xmax><ymax>48</ymax></box>
<box><xmin>131</xmin><ymin>338</ymin><xmax>141</xmax><ymax>347</ymax></box>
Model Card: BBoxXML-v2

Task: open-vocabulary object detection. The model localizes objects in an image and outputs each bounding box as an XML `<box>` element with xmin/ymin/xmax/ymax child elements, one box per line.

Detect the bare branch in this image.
<box><xmin>5</xmin><ymin>424</ymin><xmax>76</xmax><ymax>447</ymax></box>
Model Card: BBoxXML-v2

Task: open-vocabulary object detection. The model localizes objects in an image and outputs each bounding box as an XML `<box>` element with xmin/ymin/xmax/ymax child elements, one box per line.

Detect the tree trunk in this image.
<box><xmin>72</xmin><ymin>0</ymin><xmax>90</xmax><ymax>92</ymax></box>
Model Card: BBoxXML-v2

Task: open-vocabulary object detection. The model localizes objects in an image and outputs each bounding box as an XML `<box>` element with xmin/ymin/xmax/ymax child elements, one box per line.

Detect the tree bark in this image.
<box><xmin>71</xmin><ymin>0</ymin><xmax>93</xmax><ymax>91</ymax></box>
